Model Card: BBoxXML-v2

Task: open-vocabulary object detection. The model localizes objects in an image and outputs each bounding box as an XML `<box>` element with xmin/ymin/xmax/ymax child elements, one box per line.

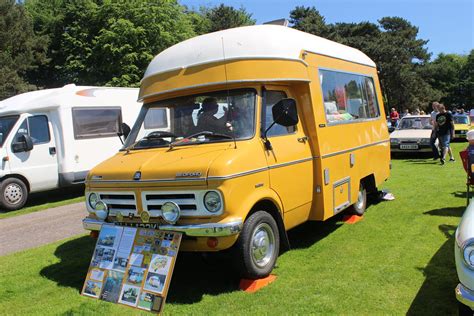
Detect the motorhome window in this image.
<box><xmin>72</xmin><ymin>108</ymin><xmax>122</xmax><ymax>139</ymax></box>
<box><xmin>0</xmin><ymin>115</ymin><xmax>19</xmax><ymax>147</ymax></box>
<box><xmin>123</xmin><ymin>88</ymin><xmax>256</xmax><ymax>150</ymax></box>
<box><xmin>13</xmin><ymin>120</ymin><xmax>28</xmax><ymax>143</ymax></box>
<box><xmin>144</xmin><ymin>108</ymin><xmax>168</xmax><ymax>129</ymax></box>
<box><xmin>28</xmin><ymin>115</ymin><xmax>50</xmax><ymax>144</ymax></box>
<box><xmin>263</xmin><ymin>90</ymin><xmax>296</xmax><ymax>137</ymax></box>
<box><xmin>319</xmin><ymin>69</ymin><xmax>380</xmax><ymax>123</ymax></box>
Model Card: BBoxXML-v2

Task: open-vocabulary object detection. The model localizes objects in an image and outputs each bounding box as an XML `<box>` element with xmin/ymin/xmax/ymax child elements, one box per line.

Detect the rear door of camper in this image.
<box><xmin>8</xmin><ymin>113</ymin><xmax>58</xmax><ymax>191</ymax></box>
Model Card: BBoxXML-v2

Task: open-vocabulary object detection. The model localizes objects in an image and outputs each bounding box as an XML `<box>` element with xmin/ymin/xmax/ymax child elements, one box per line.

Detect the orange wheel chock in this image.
<box><xmin>342</xmin><ymin>214</ymin><xmax>363</xmax><ymax>224</ymax></box>
<box><xmin>239</xmin><ymin>274</ymin><xmax>277</xmax><ymax>293</ymax></box>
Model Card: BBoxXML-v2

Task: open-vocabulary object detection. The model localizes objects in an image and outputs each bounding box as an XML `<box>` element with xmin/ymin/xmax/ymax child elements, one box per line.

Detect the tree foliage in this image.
<box><xmin>0</xmin><ymin>0</ymin><xmax>47</xmax><ymax>100</ymax></box>
<box><xmin>289</xmin><ymin>6</ymin><xmax>328</xmax><ymax>36</ymax></box>
<box><xmin>25</xmin><ymin>0</ymin><xmax>195</xmax><ymax>87</ymax></box>
<box><xmin>200</xmin><ymin>4</ymin><xmax>255</xmax><ymax>34</ymax></box>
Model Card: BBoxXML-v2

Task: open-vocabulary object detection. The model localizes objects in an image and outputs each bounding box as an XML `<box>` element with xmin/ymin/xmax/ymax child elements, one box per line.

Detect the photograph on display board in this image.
<box><xmin>100</xmin><ymin>270</ymin><xmax>124</xmax><ymax>303</ymax></box>
<box><xmin>97</xmin><ymin>225</ymin><xmax>122</xmax><ymax>248</ymax></box>
<box><xmin>99</xmin><ymin>248</ymin><xmax>116</xmax><ymax>270</ymax></box>
<box><xmin>89</xmin><ymin>268</ymin><xmax>105</xmax><ymax>282</ymax></box>
<box><xmin>130</xmin><ymin>253</ymin><xmax>144</xmax><ymax>266</ymax></box>
<box><xmin>119</xmin><ymin>284</ymin><xmax>140</xmax><ymax>307</ymax></box>
<box><xmin>149</xmin><ymin>254</ymin><xmax>172</xmax><ymax>275</ymax></box>
<box><xmin>112</xmin><ymin>256</ymin><xmax>128</xmax><ymax>272</ymax></box>
<box><xmin>126</xmin><ymin>266</ymin><xmax>145</xmax><ymax>285</ymax></box>
<box><xmin>83</xmin><ymin>280</ymin><xmax>103</xmax><ymax>298</ymax></box>
<box><xmin>143</xmin><ymin>272</ymin><xmax>166</xmax><ymax>294</ymax></box>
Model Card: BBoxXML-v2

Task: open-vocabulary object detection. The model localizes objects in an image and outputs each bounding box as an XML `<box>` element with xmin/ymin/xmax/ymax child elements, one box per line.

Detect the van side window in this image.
<box><xmin>72</xmin><ymin>108</ymin><xmax>122</xmax><ymax>139</ymax></box>
<box><xmin>319</xmin><ymin>69</ymin><xmax>380</xmax><ymax>123</ymax></box>
<box><xmin>263</xmin><ymin>90</ymin><xmax>296</xmax><ymax>137</ymax></box>
<box><xmin>28</xmin><ymin>116</ymin><xmax>50</xmax><ymax>144</ymax></box>
<box><xmin>13</xmin><ymin>115</ymin><xmax>50</xmax><ymax>145</ymax></box>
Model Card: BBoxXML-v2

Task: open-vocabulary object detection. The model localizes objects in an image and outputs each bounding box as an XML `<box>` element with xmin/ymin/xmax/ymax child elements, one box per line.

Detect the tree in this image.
<box><xmin>460</xmin><ymin>50</ymin><xmax>474</xmax><ymax>107</ymax></box>
<box><xmin>289</xmin><ymin>6</ymin><xmax>329</xmax><ymax>37</ymax></box>
<box><xmin>25</xmin><ymin>0</ymin><xmax>196</xmax><ymax>87</ymax></box>
<box><xmin>201</xmin><ymin>4</ymin><xmax>255</xmax><ymax>33</ymax></box>
<box><xmin>0</xmin><ymin>0</ymin><xmax>47</xmax><ymax>100</ymax></box>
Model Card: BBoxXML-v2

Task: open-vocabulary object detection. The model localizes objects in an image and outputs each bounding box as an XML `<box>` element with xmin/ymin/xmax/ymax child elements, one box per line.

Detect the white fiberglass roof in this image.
<box><xmin>143</xmin><ymin>25</ymin><xmax>376</xmax><ymax>80</ymax></box>
<box><xmin>0</xmin><ymin>84</ymin><xmax>139</xmax><ymax>115</ymax></box>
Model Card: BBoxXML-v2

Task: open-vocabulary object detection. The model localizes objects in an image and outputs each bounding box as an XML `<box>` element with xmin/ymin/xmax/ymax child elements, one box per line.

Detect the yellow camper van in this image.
<box><xmin>83</xmin><ymin>25</ymin><xmax>390</xmax><ymax>278</ymax></box>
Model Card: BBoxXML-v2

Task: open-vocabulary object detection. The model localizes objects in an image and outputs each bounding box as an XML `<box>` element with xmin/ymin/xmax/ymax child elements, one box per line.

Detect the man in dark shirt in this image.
<box><xmin>435</xmin><ymin>104</ymin><xmax>455</xmax><ymax>165</ymax></box>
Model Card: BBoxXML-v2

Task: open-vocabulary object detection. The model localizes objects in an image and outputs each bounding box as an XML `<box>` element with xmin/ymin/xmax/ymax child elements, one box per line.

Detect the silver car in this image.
<box><xmin>455</xmin><ymin>200</ymin><xmax>474</xmax><ymax>313</ymax></box>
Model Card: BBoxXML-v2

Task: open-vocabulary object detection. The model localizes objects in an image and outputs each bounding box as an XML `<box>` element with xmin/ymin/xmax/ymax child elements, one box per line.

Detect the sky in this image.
<box><xmin>179</xmin><ymin>0</ymin><xmax>474</xmax><ymax>59</ymax></box>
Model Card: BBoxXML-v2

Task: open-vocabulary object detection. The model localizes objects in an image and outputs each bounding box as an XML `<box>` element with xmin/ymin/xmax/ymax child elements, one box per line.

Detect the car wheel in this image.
<box><xmin>0</xmin><ymin>178</ymin><xmax>28</xmax><ymax>211</ymax></box>
<box><xmin>234</xmin><ymin>211</ymin><xmax>280</xmax><ymax>279</ymax></box>
<box><xmin>458</xmin><ymin>302</ymin><xmax>473</xmax><ymax>316</ymax></box>
<box><xmin>351</xmin><ymin>182</ymin><xmax>367</xmax><ymax>216</ymax></box>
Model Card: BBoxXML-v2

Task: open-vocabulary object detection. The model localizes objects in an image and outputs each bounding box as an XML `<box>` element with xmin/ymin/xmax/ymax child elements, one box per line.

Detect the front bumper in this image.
<box><xmin>82</xmin><ymin>217</ymin><xmax>243</xmax><ymax>237</ymax></box>
<box><xmin>456</xmin><ymin>283</ymin><xmax>474</xmax><ymax>309</ymax></box>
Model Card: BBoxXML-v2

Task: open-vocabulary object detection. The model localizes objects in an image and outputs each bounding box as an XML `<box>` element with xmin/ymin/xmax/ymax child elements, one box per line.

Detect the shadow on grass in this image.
<box><xmin>40</xmin><ymin>235</ymin><xmax>95</xmax><ymax>291</ymax></box>
<box><xmin>0</xmin><ymin>185</ymin><xmax>84</xmax><ymax>214</ymax></box>
<box><xmin>423</xmin><ymin>206</ymin><xmax>465</xmax><ymax>217</ymax></box>
<box><xmin>407</xmin><ymin>224</ymin><xmax>459</xmax><ymax>315</ymax></box>
<box><xmin>391</xmin><ymin>152</ymin><xmax>434</xmax><ymax>161</ymax></box>
<box><xmin>40</xmin><ymin>214</ymin><xmax>344</xmax><ymax>305</ymax></box>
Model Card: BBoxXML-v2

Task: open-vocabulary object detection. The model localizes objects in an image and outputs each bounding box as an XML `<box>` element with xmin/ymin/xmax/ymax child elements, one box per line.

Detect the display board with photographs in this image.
<box><xmin>81</xmin><ymin>224</ymin><xmax>182</xmax><ymax>313</ymax></box>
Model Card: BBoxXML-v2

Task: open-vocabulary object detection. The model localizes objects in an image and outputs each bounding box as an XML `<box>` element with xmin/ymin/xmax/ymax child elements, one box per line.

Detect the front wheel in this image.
<box><xmin>0</xmin><ymin>178</ymin><xmax>28</xmax><ymax>211</ymax></box>
<box><xmin>234</xmin><ymin>211</ymin><xmax>280</xmax><ymax>279</ymax></box>
<box><xmin>351</xmin><ymin>182</ymin><xmax>367</xmax><ymax>216</ymax></box>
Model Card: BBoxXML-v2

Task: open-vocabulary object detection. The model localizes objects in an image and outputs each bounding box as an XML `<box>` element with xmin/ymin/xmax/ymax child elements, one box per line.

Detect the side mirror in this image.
<box><xmin>117</xmin><ymin>123</ymin><xmax>131</xmax><ymax>143</ymax></box>
<box><xmin>272</xmin><ymin>98</ymin><xmax>299</xmax><ymax>127</ymax></box>
<box><xmin>262</xmin><ymin>98</ymin><xmax>299</xmax><ymax>151</ymax></box>
<box><xmin>12</xmin><ymin>134</ymin><xmax>33</xmax><ymax>153</ymax></box>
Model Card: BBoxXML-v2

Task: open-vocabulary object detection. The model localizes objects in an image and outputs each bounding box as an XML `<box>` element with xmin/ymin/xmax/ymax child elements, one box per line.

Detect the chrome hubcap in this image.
<box><xmin>355</xmin><ymin>189</ymin><xmax>364</xmax><ymax>210</ymax></box>
<box><xmin>251</xmin><ymin>223</ymin><xmax>275</xmax><ymax>268</ymax></box>
<box><xmin>4</xmin><ymin>183</ymin><xmax>23</xmax><ymax>204</ymax></box>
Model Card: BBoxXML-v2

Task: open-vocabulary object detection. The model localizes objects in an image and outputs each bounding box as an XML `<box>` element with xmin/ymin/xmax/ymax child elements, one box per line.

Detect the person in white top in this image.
<box><xmin>430</xmin><ymin>102</ymin><xmax>440</xmax><ymax>159</ymax></box>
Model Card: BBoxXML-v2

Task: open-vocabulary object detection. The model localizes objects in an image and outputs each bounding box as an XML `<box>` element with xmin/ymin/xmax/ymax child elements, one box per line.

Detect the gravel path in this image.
<box><xmin>0</xmin><ymin>202</ymin><xmax>88</xmax><ymax>256</ymax></box>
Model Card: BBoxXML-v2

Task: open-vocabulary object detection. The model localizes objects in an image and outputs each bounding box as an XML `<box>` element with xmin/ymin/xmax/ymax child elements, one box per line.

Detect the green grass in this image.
<box><xmin>0</xmin><ymin>186</ymin><xmax>85</xmax><ymax>219</ymax></box>
<box><xmin>0</xmin><ymin>143</ymin><xmax>468</xmax><ymax>315</ymax></box>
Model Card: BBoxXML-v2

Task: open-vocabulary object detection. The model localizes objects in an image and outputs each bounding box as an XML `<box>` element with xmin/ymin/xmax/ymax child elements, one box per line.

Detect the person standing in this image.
<box><xmin>389</xmin><ymin>107</ymin><xmax>399</xmax><ymax>127</ymax></box>
<box><xmin>430</xmin><ymin>102</ymin><xmax>440</xmax><ymax>159</ymax></box>
<box><xmin>435</xmin><ymin>104</ymin><xmax>455</xmax><ymax>165</ymax></box>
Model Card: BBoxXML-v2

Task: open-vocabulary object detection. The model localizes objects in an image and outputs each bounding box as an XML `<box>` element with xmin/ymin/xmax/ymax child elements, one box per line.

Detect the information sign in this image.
<box><xmin>81</xmin><ymin>224</ymin><xmax>182</xmax><ymax>313</ymax></box>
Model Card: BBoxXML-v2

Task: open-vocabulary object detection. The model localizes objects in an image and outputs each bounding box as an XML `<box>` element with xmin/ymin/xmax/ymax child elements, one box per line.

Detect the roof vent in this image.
<box><xmin>263</xmin><ymin>19</ymin><xmax>289</xmax><ymax>27</ymax></box>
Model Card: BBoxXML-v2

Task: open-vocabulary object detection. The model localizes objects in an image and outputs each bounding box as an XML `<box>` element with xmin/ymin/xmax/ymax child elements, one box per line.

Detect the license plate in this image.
<box><xmin>114</xmin><ymin>222</ymin><xmax>160</xmax><ymax>229</ymax></box>
<box><xmin>400</xmin><ymin>144</ymin><xmax>418</xmax><ymax>150</ymax></box>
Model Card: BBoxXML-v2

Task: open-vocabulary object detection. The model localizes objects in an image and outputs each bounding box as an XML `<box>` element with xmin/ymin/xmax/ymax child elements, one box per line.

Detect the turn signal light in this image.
<box><xmin>207</xmin><ymin>237</ymin><xmax>219</xmax><ymax>248</ymax></box>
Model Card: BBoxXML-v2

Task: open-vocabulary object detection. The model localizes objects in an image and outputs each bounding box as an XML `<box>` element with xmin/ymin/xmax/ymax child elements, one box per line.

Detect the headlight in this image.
<box><xmin>161</xmin><ymin>201</ymin><xmax>180</xmax><ymax>224</ymax></box>
<box><xmin>420</xmin><ymin>138</ymin><xmax>430</xmax><ymax>144</ymax></box>
<box><xmin>88</xmin><ymin>193</ymin><xmax>99</xmax><ymax>209</ymax></box>
<box><xmin>463</xmin><ymin>241</ymin><xmax>474</xmax><ymax>269</ymax></box>
<box><xmin>94</xmin><ymin>201</ymin><xmax>109</xmax><ymax>220</ymax></box>
<box><xmin>204</xmin><ymin>191</ymin><xmax>222</xmax><ymax>213</ymax></box>
<box><xmin>390</xmin><ymin>138</ymin><xmax>400</xmax><ymax>144</ymax></box>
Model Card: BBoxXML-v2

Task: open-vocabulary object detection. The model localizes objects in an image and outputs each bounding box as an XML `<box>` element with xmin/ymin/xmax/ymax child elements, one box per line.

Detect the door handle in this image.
<box><xmin>49</xmin><ymin>147</ymin><xmax>56</xmax><ymax>155</ymax></box>
<box><xmin>297</xmin><ymin>136</ymin><xmax>308</xmax><ymax>143</ymax></box>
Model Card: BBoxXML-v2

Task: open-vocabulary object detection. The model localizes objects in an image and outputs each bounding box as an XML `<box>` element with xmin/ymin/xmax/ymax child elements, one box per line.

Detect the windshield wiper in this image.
<box><xmin>169</xmin><ymin>131</ymin><xmax>233</xmax><ymax>149</ymax></box>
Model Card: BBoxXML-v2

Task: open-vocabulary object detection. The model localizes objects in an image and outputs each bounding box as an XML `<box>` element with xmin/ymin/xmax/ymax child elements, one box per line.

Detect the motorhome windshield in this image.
<box><xmin>0</xmin><ymin>115</ymin><xmax>19</xmax><ymax>147</ymax></box>
<box><xmin>123</xmin><ymin>89</ymin><xmax>256</xmax><ymax>150</ymax></box>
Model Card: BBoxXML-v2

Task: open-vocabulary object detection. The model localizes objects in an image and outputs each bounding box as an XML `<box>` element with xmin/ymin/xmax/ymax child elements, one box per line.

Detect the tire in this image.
<box><xmin>0</xmin><ymin>178</ymin><xmax>28</xmax><ymax>211</ymax></box>
<box><xmin>234</xmin><ymin>211</ymin><xmax>280</xmax><ymax>279</ymax></box>
<box><xmin>351</xmin><ymin>182</ymin><xmax>367</xmax><ymax>216</ymax></box>
<box><xmin>458</xmin><ymin>302</ymin><xmax>473</xmax><ymax>316</ymax></box>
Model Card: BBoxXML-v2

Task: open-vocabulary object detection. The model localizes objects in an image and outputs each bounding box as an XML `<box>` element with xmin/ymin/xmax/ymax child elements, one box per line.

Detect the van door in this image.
<box><xmin>262</xmin><ymin>89</ymin><xmax>313</xmax><ymax>226</ymax></box>
<box><xmin>8</xmin><ymin>114</ymin><xmax>58</xmax><ymax>192</ymax></box>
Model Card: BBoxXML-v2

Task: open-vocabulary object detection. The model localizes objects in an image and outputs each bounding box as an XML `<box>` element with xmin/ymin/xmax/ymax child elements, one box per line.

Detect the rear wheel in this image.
<box><xmin>0</xmin><ymin>178</ymin><xmax>28</xmax><ymax>211</ymax></box>
<box><xmin>351</xmin><ymin>182</ymin><xmax>367</xmax><ymax>216</ymax></box>
<box><xmin>234</xmin><ymin>211</ymin><xmax>280</xmax><ymax>279</ymax></box>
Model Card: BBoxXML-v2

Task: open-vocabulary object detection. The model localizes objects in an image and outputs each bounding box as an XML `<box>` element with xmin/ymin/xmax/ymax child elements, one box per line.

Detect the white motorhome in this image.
<box><xmin>0</xmin><ymin>84</ymin><xmax>163</xmax><ymax>211</ymax></box>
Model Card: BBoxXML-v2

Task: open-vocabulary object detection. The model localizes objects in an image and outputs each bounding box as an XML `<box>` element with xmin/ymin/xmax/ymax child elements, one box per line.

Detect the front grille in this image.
<box><xmin>99</xmin><ymin>192</ymin><xmax>137</xmax><ymax>215</ymax></box>
<box><xmin>144</xmin><ymin>193</ymin><xmax>197</xmax><ymax>213</ymax></box>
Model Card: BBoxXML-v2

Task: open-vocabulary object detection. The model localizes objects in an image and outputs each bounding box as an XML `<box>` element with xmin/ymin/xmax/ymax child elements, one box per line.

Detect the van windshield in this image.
<box><xmin>0</xmin><ymin>115</ymin><xmax>19</xmax><ymax>147</ymax></box>
<box><xmin>123</xmin><ymin>89</ymin><xmax>256</xmax><ymax>150</ymax></box>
